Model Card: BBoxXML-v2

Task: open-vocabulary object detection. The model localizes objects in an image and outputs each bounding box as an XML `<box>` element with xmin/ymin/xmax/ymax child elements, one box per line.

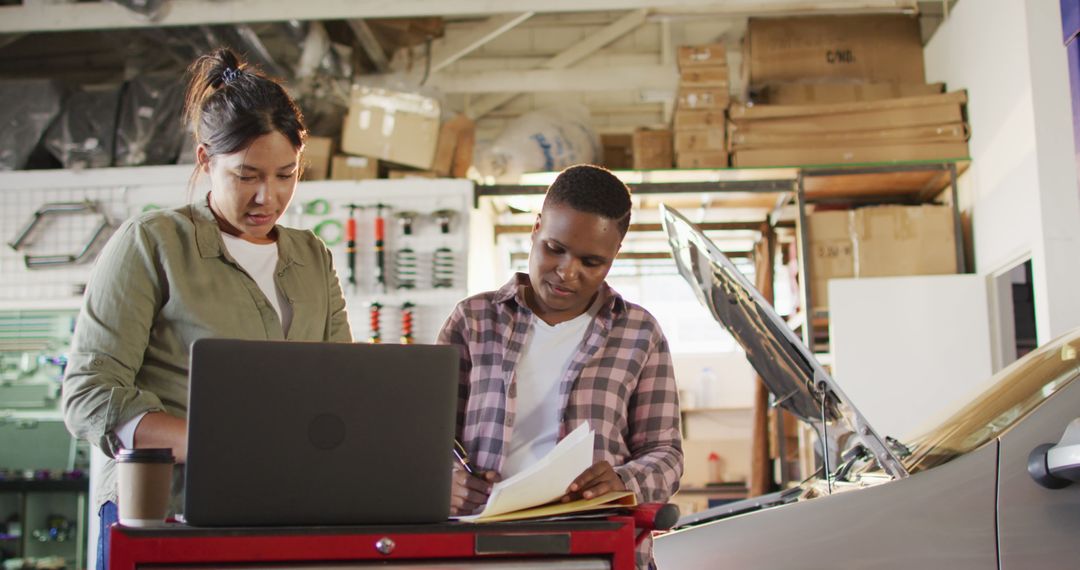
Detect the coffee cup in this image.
<box><xmin>116</xmin><ymin>448</ymin><xmax>174</xmax><ymax>527</ymax></box>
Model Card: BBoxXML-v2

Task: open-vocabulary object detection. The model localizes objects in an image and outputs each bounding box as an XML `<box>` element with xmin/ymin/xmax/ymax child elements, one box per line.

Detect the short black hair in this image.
<box><xmin>543</xmin><ymin>164</ymin><xmax>632</xmax><ymax>235</ymax></box>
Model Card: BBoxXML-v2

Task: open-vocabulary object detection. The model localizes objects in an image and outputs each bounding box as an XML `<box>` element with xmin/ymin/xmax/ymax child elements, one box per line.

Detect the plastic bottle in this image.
<box><xmin>698</xmin><ymin>367</ymin><xmax>718</xmax><ymax>409</ymax></box>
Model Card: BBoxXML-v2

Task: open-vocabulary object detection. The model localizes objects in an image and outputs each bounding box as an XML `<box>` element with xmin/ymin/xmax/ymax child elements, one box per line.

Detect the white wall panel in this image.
<box><xmin>829</xmin><ymin>275</ymin><xmax>994</xmax><ymax>442</ymax></box>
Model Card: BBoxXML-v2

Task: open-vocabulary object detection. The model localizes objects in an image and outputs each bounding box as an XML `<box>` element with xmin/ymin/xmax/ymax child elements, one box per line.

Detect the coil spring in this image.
<box><xmin>400</xmin><ymin>302</ymin><xmax>415</xmax><ymax>345</ymax></box>
<box><xmin>368</xmin><ymin>302</ymin><xmax>382</xmax><ymax>344</ymax></box>
<box><xmin>432</xmin><ymin>247</ymin><xmax>455</xmax><ymax>288</ymax></box>
<box><xmin>395</xmin><ymin>247</ymin><xmax>418</xmax><ymax>289</ymax></box>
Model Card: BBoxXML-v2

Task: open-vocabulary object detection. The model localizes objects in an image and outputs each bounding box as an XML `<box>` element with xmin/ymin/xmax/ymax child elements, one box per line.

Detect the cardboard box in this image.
<box><xmin>330</xmin><ymin>154</ymin><xmax>379</xmax><ymax>180</ymax></box>
<box><xmin>388</xmin><ymin>169</ymin><xmax>437</xmax><ymax>179</ymax></box>
<box><xmin>762</xmin><ymin>81</ymin><xmax>945</xmax><ymax>105</ymax></box>
<box><xmin>855</xmin><ymin>205</ymin><xmax>958</xmax><ymax>278</ymax></box>
<box><xmin>680</xmin><ymin>66</ymin><xmax>730</xmax><ymax>88</ymax></box>
<box><xmin>748</xmin><ymin>15</ymin><xmax>925</xmax><ymax>86</ymax></box>
<box><xmin>729</xmin><ymin>122</ymin><xmax>968</xmax><ymax>150</ymax></box>
<box><xmin>601</xmin><ymin>134</ymin><xmax>634</xmax><ymax>170</ymax></box>
<box><xmin>807</xmin><ymin>210</ymin><xmax>855</xmax><ymax>310</ymax></box>
<box><xmin>729</xmin><ymin>104</ymin><xmax>964</xmax><ymax>135</ymax></box>
<box><xmin>731</xmin><ymin>141</ymin><xmax>970</xmax><ymax>168</ymax></box>
<box><xmin>632</xmin><ymin>128</ymin><xmax>673</xmax><ymax>169</ymax></box>
<box><xmin>675</xmin><ymin>110</ymin><xmax>726</xmax><ymax>130</ymax></box>
<box><xmin>729</xmin><ymin>91</ymin><xmax>966</xmax><ymax>121</ymax></box>
<box><xmin>806</xmin><ymin>205</ymin><xmax>957</xmax><ymax>311</ymax></box>
<box><xmin>432</xmin><ymin>113</ymin><xmax>475</xmax><ymax>178</ymax></box>
<box><xmin>674</xmin><ymin>128</ymin><xmax>726</xmax><ymax>153</ymax></box>
<box><xmin>677</xmin><ymin>87</ymin><xmax>730</xmax><ymax>110</ymax></box>
<box><xmin>341</xmin><ymin>86</ymin><xmax>440</xmax><ymax>170</ymax></box>
<box><xmin>678</xmin><ymin>43</ymin><xmax>727</xmax><ymax>69</ymax></box>
<box><xmin>301</xmin><ymin>136</ymin><xmax>334</xmax><ymax>181</ymax></box>
<box><xmin>676</xmin><ymin>151</ymin><xmax>728</xmax><ymax>169</ymax></box>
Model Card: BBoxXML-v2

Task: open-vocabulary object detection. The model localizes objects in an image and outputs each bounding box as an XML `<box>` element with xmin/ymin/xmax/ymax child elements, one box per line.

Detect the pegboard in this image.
<box><xmin>0</xmin><ymin>167</ymin><xmax>192</xmax><ymax>307</ymax></box>
<box><xmin>0</xmin><ymin>167</ymin><xmax>473</xmax><ymax>344</ymax></box>
<box><xmin>289</xmin><ymin>180</ymin><xmax>472</xmax><ymax>344</ymax></box>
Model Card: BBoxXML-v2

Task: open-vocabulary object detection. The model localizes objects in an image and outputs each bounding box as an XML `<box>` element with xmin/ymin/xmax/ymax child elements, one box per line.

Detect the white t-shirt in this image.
<box><xmin>220</xmin><ymin>232</ymin><xmax>293</xmax><ymax>335</ymax></box>
<box><xmin>500</xmin><ymin>304</ymin><xmax>598</xmax><ymax>479</ymax></box>
<box><xmin>115</xmin><ymin>232</ymin><xmax>292</xmax><ymax>448</ymax></box>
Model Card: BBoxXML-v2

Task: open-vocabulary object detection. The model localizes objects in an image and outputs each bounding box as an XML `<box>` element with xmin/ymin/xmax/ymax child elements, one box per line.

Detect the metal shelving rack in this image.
<box><xmin>476</xmin><ymin>159</ymin><xmax>970</xmax><ymax>351</ymax></box>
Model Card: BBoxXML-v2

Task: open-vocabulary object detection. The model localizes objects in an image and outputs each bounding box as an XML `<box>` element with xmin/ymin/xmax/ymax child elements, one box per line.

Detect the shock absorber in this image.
<box><xmin>344</xmin><ymin>204</ymin><xmax>360</xmax><ymax>293</ymax></box>
<box><xmin>431</xmin><ymin>209</ymin><xmax>457</xmax><ymax>289</ymax></box>
<box><xmin>400</xmin><ymin>301</ymin><xmax>415</xmax><ymax>345</ymax></box>
<box><xmin>394</xmin><ymin>211</ymin><xmax>418</xmax><ymax>290</ymax></box>
<box><xmin>374</xmin><ymin>203</ymin><xmax>388</xmax><ymax>294</ymax></box>
<box><xmin>368</xmin><ymin>301</ymin><xmax>382</xmax><ymax>344</ymax></box>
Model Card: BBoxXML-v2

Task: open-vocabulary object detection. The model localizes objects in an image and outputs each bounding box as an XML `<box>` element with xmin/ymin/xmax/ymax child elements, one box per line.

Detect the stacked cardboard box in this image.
<box><xmin>728</xmin><ymin>91</ymin><xmax>970</xmax><ymax>167</ymax></box>
<box><xmin>674</xmin><ymin>43</ymin><xmax>729</xmax><ymax>168</ymax></box>
<box><xmin>733</xmin><ymin>15</ymin><xmax>970</xmax><ymax>167</ymax></box>
<box><xmin>632</xmin><ymin>128</ymin><xmax>673</xmax><ymax>170</ymax></box>
<box><xmin>806</xmin><ymin>204</ymin><xmax>958</xmax><ymax>314</ymax></box>
<box><xmin>333</xmin><ymin>88</ymin><xmax>475</xmax><ymax>180</ymax></box>
<box><xmin>301</xmin><ymin>136</ymin><xmax>335</xmax><ymax>181</ymax></box>
<box><xmin>747</xmin><ymin>15</ymin><xmax>926</xmax><ymax>88</ymax></box>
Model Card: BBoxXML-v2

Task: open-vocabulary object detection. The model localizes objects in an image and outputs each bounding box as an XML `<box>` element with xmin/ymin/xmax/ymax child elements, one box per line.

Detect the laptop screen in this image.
<box><xmin>184</xmin><ymin>338</ymin><xmax>458</xmax><ymax>526</ymax></box>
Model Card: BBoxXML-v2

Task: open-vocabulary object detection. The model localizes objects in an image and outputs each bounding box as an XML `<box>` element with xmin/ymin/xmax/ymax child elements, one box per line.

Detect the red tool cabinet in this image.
<box><xmin>109</xmin><ymin>517</ymin><xmax>639</xmax><ymax>569</ymax></box>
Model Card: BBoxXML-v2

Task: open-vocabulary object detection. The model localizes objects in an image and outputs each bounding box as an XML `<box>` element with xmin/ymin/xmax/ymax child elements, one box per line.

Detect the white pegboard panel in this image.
<box><xmin>289</xmin><ymin>179</ymin><xmax>473</xmax><ymax>344</ymax></box>
<box><xmin>0</xmin><ymin>167</ymin><xmax>473</xmax><ymax>343</ymax></box>
<box><xmin>0</xmin><ymin>166</ymin><xmax>193</xmax><ymax>308</ymax></box>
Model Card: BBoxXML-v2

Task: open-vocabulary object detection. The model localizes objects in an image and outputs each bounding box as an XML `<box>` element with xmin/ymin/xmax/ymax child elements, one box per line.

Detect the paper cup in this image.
<box><xmin>116</xmin><ymin>448</ymin><xmax>174</xmax><ymax>527</ymax></box>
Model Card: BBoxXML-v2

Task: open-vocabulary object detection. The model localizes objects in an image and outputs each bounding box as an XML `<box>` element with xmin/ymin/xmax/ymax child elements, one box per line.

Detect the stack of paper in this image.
<box><xmin>457</xmin><ymin>423</ymin><xmax>636</xmax><ymax>523</ymax></box>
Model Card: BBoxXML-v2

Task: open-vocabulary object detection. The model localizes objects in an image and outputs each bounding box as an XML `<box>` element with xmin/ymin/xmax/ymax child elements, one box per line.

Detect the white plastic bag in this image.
<box><xmin>476</xmin><ymin>104</ymin><xmax>599</xmax><ymax>182</ymax></box>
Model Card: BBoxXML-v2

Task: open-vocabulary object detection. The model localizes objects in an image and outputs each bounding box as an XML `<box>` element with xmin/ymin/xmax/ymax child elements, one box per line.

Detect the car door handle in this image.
<box><xmin>1028</xmin><ymin>418</ymin><xmax>1080</xmax><ymax>489</ymax></box>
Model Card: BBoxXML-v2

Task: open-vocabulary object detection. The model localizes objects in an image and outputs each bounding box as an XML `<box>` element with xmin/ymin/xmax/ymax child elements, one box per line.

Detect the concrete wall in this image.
<box><xmin>924</xmin><ymin>0</ymin><xmax>1080</xmax><ymax>342</ymax></box>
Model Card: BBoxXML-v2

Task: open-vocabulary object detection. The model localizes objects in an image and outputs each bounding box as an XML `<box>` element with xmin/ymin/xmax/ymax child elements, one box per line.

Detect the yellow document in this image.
<box><xmin>456</xmin><ymin>423</ymin><xmax>637</xmax><ymax>523</ymax></box>
<box><xmin>468</xmin><ymin>490</ymin><xmax>637</xmax><ymax>523</ymax></box>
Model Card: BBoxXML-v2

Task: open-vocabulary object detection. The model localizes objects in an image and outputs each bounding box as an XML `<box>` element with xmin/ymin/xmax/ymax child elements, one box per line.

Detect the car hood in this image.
<box><xmin>660</xmin><ymin>204</ymin><xmax>908</xmax><ymax>479</ymax></box>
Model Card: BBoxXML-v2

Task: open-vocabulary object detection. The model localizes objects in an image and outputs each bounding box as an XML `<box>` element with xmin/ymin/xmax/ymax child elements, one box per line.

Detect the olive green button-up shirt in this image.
<box><xmin>62</xmin><ymin>198</ymin><xmax>351</xmax><ymax>509</ymax></box>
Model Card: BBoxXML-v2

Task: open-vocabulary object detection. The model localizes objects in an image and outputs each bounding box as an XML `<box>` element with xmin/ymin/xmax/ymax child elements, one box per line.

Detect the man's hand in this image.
<box><xmin>449</xmin><ymin>467</ymin><xmax>500</xmax><ymax>516</ymax></box>
<box><xmin>562</xmin><ymin>460</ymin><xmax>626</xmax><ymax>502</ymax></box>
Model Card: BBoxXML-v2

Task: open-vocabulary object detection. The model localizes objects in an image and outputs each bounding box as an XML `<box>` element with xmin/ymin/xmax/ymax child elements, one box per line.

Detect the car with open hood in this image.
<box><xmin>654</xmin><ymin>204</ymin><xmax>1080</xmax><ymax>569</ymax></box>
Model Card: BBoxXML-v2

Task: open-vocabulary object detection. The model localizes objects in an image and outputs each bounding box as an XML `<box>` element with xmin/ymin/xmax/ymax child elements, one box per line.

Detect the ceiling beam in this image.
<box><xmin>430</xmin><ymin>64</ymin><xmax>677</xmax><ymax>93</ymax></box>
<box><xmin>347</xmin><ymin>19</ymin><xmax>390</xmax><ymax>72</ymax></box>
<box><xmin>429</xmin><ymin>12</ymin><xmax>534</xmax><ymax>75</ymax></box>
<box><xmin>1</xmin><ymin>0</ymin><xmax>802</xmax><ymax>34</ymax></box>
<box><xmin>466</xmin><ymin>9</ymin><xmax>649</xmax><ymax>119</ymax></box>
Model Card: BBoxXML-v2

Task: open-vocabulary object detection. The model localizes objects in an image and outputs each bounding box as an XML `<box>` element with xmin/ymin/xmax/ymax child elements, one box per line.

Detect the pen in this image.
<box><xmin>452</xmin><ymin>439</ymin><xmax>477</xmax><ymax>476</ymax></box>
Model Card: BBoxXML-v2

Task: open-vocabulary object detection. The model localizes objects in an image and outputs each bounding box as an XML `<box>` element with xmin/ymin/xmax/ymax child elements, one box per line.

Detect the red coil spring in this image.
<box><xmin>369</xmin><ymin>302</ymin><xmax>382</xmax><ymax>344</ymax></box>
<box><xmin>400</xmin><ymin>302</ymin><xmax>415</xmax><ymax>345</ymax></box>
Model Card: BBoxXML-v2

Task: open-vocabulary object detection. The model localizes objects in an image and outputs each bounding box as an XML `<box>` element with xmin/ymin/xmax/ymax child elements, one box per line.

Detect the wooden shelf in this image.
<box><xmin>801</xmin><ymin>161</ymin><xmax>969</xmax><ymax>203</ymax></box>
<box><xmin>477</xmin><ymin>160</ymin><xmax>970</xmax><ymax>210</ymax></box>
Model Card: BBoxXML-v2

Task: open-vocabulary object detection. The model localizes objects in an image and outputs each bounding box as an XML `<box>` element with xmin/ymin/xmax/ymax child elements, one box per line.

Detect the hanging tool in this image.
<box><xmin>400</xmin><ymin>302</ymin><xmax>415</xmax><ymax>345</ymax></box>
<box><xmin>394</xmin><ymin>211</ymin><xmax>419</xmax><ymax>290</ymax></box>
<box><xmin>374</xmin><ymin>203</ymin><xmax>388</xmax><ymax>294</ymax></box>
<box><xmin>344</xmin><ymin>204</ymin><xmax>361</xmax><ymax>293</ymax></box>
<box><xmin>9</xmin><ymin>200</ymin><xmax>114</xmax><ymax>269</ymax></box>
<box><xmin>368</xmin><ymin>301</ymin><xmax>382</xmax><ymax>344</ymax></box>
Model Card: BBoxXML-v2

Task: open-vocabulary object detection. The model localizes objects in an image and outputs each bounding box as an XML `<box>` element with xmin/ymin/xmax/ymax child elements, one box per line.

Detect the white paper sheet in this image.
<box><xmin>457</xmin><ymin>423</ymin><xmax>594</xmax><ymax>521</ymax></box>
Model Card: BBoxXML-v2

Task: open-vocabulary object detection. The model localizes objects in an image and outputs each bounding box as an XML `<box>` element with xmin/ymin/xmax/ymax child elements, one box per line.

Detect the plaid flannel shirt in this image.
<box><xmin>437</xmin><ymin>273</ymin><xmax>683</xmax><ymax>568</ymax></box>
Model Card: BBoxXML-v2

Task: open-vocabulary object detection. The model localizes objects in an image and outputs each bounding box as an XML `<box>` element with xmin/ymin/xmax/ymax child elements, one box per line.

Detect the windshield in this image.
<box><xmin>903</xmin><ymin>328</ymin><xmax>1080</xmax><ymax>472</ymax></box>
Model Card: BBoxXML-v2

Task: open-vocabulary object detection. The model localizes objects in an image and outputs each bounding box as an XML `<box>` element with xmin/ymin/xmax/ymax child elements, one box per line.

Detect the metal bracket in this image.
<box><xmin>8</xmin><ymin>200</ymin><xmax>113</xmax><ymax>269</ymax></box>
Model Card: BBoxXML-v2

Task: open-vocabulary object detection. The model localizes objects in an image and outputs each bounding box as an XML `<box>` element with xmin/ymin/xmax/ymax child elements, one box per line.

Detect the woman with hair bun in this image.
<box><xmin>61</xmin><ymin>48</ymin><xmax>352</xmax><ymax>568</ymax></box>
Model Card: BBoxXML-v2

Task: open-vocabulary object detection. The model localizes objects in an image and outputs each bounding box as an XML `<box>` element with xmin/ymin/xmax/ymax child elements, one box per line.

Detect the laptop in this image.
<box><xmin>184</xmin><ymin>338</ymin><xmax>458</xmax><ymax>527</ymax></box>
